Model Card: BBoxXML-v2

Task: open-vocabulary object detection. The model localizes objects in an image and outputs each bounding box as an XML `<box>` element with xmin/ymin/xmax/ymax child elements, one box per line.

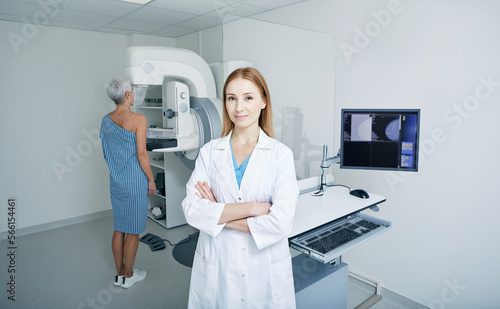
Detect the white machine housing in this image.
<box><xmin>124</xmin><ymin>46</ymin><xmax>217</xmax><ymax>97</ymax></box>
<box><xmin>124</xmin><ymin>46</ymin><xmax>222</xmax><ymax>160</ymax></box>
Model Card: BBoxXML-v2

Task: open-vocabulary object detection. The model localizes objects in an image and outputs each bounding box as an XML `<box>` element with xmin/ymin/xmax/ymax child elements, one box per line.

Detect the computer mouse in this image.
<box><xmin>350</xmin><ymin>189</ymin><xmax>370</xmax><ymax>199</ymax></box>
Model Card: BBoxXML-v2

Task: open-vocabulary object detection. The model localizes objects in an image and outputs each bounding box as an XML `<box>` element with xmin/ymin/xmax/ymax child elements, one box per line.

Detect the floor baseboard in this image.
<box><xmin>0</xmin><ymin>209</ymin><xmax>112</xmax><ymax>240</ymax></box>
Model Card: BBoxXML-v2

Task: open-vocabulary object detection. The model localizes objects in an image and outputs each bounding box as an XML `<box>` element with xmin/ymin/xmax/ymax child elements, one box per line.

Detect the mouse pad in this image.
<box><xmin>172</xmin><ymin>234</ymin><xmax>198</xmax><ymax>268</ymax></box>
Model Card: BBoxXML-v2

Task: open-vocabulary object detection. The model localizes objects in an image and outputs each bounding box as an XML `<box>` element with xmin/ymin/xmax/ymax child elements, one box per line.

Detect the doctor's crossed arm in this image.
<box><xmin>195</xmin><ymin>180</ymin><xmax>271</xmax><ymax>233</ymax></box>
<box><xmin>246</xmin><ymin>146</ymin><xmax>299</xmax><ymax>250</ymax></box>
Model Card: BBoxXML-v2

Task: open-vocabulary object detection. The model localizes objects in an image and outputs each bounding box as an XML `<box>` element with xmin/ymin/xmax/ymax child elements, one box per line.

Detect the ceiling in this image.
<box><xmin>0</xmin><ymin>0</ymin><xmax>306</xmax><ymax>38</ymax></box>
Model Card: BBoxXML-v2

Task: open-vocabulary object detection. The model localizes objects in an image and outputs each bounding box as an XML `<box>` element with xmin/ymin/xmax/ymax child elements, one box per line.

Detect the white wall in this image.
<box><xmin>254</xmin><ymin>0</ymin><xmax>500</xmax><ymax>307</ymax></box>
<box><xmin>0</xmin><ymin>21</ymin><xmax>175</xmax><ymax>234</ymax></box>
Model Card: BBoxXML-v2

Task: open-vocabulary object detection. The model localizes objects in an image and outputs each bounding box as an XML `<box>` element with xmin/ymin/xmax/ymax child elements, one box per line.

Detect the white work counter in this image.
<box><xmin>291</xmin><ymin>185</ymin><xmax>386</xmax><ymax>238</ymax></box>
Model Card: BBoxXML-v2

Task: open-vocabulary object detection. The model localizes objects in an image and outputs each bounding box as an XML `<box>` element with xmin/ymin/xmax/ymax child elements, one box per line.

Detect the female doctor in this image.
<box><xmin>182</xmin><ymin>67</ymin><xmax>299</xmax><ymax>309</ymax></box>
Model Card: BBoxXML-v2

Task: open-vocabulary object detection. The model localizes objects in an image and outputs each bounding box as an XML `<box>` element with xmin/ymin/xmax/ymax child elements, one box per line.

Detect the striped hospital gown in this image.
<box><xmin>100</xmin><ymin>114</ymin><xmax>149</xmax><ymax>235</ymax></box>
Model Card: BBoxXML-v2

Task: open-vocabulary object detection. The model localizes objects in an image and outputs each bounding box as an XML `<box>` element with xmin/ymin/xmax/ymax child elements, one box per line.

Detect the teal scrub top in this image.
<box><xmin>230</xmin><ymin>143</ymin><xmax>251</xmax><ymax>189</ymax></box>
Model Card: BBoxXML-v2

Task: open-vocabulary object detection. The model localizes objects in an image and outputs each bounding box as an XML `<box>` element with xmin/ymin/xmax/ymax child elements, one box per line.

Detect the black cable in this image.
<box><xmin>162</xmin><ymin>232</ymin><xmax>199</xmax><ymax>247</ymax></box>
<box><xmin>326</xmin><ymin>183</ymin><xmax>351</xmax><ymax>190</ymax></box>
<box><xmin>312</xmin><ymin>183</ymin><xmax>351</xmax><ymax>197</ymax></box>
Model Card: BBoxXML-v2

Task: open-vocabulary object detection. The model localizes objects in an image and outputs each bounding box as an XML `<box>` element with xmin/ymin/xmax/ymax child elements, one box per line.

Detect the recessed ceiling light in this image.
<box><xmin>119</xmin><ymin>0</ymin><xmax>152</xmax><ymax>4</ymax></box>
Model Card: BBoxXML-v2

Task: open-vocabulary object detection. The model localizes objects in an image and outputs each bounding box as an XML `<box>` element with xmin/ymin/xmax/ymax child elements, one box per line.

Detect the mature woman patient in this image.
<box><xmin>100</xmin><ymin>77</ymin><xmax>156</xmax><ymax>289</ymax></box>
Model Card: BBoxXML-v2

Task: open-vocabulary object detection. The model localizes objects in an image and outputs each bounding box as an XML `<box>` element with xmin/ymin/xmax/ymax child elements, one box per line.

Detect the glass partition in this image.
<box><xmin>222</xmin><ymin>16</ymin><xmax>336</xmax><ymax>180</ymax></box>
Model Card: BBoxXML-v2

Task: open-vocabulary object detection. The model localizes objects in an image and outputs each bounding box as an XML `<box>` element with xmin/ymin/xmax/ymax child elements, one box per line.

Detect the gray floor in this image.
<box><xmin>0</xmin><ymin>214</ymin><xmax>428</xmax><ymax>309</ymax></box>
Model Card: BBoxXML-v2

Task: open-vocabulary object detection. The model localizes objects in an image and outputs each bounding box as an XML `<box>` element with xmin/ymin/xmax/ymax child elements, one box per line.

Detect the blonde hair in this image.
<box><xmin>221</xmin><ymin>67</ymin><xmax>274</xmax><ymax>138</ymax></box>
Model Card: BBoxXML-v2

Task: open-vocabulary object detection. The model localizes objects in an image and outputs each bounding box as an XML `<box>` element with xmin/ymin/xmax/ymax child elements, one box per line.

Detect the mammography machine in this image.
<box><xmin>123</xmin><ymin>46</ymin><xmax>223</xmax><ymax>228</ymax></box>
<box><xmin>124</xmin><ymin>46</ymin><xmax>222</xmax><ymax>166</ymax></box>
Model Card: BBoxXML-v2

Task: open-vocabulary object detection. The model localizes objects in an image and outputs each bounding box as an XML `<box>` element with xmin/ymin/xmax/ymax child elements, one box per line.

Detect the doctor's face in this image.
<box><xmin>225</xmin><ymin>78</ymin><xmax>266</xmax><ymax>131</ymax></box>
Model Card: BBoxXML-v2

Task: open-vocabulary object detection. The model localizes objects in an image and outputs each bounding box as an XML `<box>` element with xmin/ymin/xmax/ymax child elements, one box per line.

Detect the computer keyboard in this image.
<box><xmin>289</xmin><ymin>213</ymin><xmax>391</xmax><ymax>264</ymax></box>
<box><xmin>356</xmin><ymin>219</ymin><xmax>380</xmax><ymax>231</ymax></box>
<box><xmin>305</xmin><ymin>219</ymin><xmax>381</xmax><ymax>254</ymax></box>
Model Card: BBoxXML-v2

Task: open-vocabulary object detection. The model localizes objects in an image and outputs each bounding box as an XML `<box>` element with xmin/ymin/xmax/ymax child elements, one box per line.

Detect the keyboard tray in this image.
<box><xmin>289</xmin><ymin>212</ymin><xmax>391</xmax><ymax>264</ymax></box>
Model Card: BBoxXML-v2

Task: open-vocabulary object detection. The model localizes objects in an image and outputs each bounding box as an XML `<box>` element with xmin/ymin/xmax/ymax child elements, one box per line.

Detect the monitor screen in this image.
<box><xmin>340</xmin><ymin>109</ymin><xmax>420</xmax><ymax>171</ymax></box>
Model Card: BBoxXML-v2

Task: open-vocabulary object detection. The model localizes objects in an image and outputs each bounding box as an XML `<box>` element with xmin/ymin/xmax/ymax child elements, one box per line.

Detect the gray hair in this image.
<box><xmin>106</xmin><ymin>77</ymin><xmax>132</xmax><ymax>105</ymax></box>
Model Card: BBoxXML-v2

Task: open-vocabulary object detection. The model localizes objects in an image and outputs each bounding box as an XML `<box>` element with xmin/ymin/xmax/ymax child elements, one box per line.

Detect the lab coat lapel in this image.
<box><xmin>213</xmin><ymin>133</ymin><xmax>240</xmax><ymax>202</ymax></box>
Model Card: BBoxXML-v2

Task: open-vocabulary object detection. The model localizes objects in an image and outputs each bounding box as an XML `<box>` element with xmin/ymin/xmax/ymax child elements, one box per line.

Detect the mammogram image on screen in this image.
<box><xmin>385</xmin><ymin>119</ymin><xmax>400</xmax><ymax>141</ymax></box>
<box><xmin>371</xmin><ymin>115</ymin><xmax>400</xmax><ymax>141</ymax></box>
<box><xmin>350</xmin><ymin>114</ymin><xmax>372</xmax><ymax>141</ymax></box>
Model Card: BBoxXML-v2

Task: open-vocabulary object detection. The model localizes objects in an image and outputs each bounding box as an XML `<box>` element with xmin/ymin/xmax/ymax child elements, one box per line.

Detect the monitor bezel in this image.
<box><xmin>340</xmin><ymin>108</ymin><xmax>421</xmax><ymax>172</ymax></box>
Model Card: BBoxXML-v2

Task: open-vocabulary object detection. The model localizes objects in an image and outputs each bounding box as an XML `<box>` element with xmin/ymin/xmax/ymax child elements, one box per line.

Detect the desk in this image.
<box><xmin>290</xmin><ymin>185</ymin><xmax>388</xmax><ymax>309</ymax></box>
<box><xmin>291</xmin><ymin>186</ymin><xmax>386</xmax><ymax>238</ymax></box>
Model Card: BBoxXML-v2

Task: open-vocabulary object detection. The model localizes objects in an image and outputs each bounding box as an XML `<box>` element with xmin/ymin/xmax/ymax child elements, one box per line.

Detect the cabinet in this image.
<box><xmin>293</xmin><ymin>255</ymin><xmax>348</xmax><ymax>309</ymax></box>
<box><xmin>147</xmin><ymin>151</ymin><xmax>190</xmax><ymax>228</ymax></box>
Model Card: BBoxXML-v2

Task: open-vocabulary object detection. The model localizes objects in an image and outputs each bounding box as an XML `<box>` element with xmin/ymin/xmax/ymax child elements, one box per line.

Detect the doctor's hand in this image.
<box><xmin>195</xmin><ymin>181</ymin><xmax>217</xmax><ymax>202</ymax></box>
<box><xmin>250</xmin><ymin>202</ymin><xmax>272</xmax><ymax>217</ymax></box>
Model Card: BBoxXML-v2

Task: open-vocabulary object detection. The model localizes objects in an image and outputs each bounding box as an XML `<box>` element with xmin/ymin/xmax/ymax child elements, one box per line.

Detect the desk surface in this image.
<box><xmin>291</xmin><ymin>186</ymin><xmax>386</xmax><ymax>237</ymax></box>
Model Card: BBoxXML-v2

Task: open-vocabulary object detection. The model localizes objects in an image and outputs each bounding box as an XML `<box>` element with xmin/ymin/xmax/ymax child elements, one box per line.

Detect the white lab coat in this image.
<box><xmin>182</xmin><ymin>129</ymin><xmax>299</xmax><ymax>309</ymax></box>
